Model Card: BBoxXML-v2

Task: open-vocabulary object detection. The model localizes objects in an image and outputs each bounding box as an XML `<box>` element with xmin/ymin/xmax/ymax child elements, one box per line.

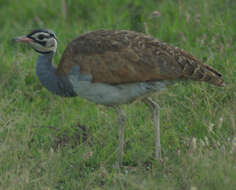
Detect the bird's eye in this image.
<box><xmin>38</xmin><ymin>34</ymin><xmax>45</xmax><ymax>40</ymax></box>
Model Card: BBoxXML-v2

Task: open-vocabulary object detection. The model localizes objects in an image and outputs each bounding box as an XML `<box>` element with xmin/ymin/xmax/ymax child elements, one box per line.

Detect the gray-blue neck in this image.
<box><xmin>36</xmin><ymin>52</ymin><xmax>76</xmax><ymax>97</ymax></box>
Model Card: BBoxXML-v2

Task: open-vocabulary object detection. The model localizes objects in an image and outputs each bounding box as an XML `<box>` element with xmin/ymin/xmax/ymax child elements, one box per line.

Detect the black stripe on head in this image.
<box><xmin>27</xmin><ymin>29</ymin><xmax>57</xmax><ymax>40</ymax></box>
<box><xmin>36</xmin><ymin>40</ymin><xmax>47</xmax><ymax>46</ymax></box>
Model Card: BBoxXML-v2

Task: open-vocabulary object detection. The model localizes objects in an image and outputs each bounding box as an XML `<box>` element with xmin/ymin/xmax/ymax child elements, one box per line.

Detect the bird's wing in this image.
<box><xmin>57</xmin><ymin>30</ymin><xmax>224</xmax><ymax>86</ymax></box>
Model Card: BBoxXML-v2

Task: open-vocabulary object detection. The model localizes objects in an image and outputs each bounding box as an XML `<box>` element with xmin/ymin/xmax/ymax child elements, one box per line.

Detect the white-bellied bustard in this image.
<box><xmin>14</xmin><ymin>29</ymin><xmax>224</xmax><ymax>167</ymax></box>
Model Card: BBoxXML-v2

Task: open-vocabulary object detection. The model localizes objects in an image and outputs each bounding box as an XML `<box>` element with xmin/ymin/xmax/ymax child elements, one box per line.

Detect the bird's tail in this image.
<box><xmin>187</xmin><ymin>63</ymin><xmax>225</xmax><ymax>86</ymax></box>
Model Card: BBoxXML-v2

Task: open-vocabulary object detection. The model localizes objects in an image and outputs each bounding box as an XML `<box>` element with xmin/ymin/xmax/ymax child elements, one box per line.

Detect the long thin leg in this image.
<box><xmin>142</xmin><ymin>97</ymin><xmax>161</xmax><ymax>160</ymax></box>
<box><xmin>114</xmin><ymin>106</ymin><xmax>126</xmax><ymax>167</ymax></box>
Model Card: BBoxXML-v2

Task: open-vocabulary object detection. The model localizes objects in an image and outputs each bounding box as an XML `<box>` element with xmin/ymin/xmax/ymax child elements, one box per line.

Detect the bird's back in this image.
<box><xmin>57</xmin><ymin>30</ymin><xmax>224</xmax><ymax>86</ymax></box>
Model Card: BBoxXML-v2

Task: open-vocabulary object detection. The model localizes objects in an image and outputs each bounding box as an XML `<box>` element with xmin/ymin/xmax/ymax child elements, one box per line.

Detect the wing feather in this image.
<box><xmin>57</xmin><ymin>30</ymin><xmax>224</xmax><ymax>86</ymax></box>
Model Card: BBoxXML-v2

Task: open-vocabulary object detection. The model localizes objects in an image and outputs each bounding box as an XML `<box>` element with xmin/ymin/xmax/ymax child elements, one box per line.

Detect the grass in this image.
<box><xmin>0</xmin><ymin>0</ymin><xmax>236</xmax><ymax>189</ymax></box>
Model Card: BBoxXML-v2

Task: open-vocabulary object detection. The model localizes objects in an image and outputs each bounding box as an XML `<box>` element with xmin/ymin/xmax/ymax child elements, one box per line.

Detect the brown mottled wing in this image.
<box><xmin>57</xmin><ymin>30</ymin><xmax>224</xmax><ymax>86</ymax></box>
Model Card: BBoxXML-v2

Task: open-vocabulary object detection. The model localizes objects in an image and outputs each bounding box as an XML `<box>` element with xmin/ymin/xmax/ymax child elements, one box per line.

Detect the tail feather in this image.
<box><xmin>202</xmin><ymin>65</ymin><xmax>224</xmax><ymax>86</ymax></box>
<box><xmin>188</xmin><ymin>63</ymin><xmax>224</xmax><ymax>86</ymax></box>
<box><xmin>178</xmin><ymin>51</ymin><xmax>225</xmax><ymax>87</ymax></box>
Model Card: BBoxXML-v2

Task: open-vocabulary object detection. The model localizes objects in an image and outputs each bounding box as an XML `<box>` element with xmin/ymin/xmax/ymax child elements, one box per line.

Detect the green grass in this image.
<box><xmin>0</xmin><ymin>0</ymin><xmax>236</xmax><ymax>189</ymax></box>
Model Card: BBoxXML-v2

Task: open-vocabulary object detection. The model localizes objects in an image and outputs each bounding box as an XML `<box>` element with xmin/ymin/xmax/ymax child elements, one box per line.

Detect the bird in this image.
<box><xmin>14</xmin><ymin>29</ymin><xmax>224</xmax><ymax>167</ymax></box>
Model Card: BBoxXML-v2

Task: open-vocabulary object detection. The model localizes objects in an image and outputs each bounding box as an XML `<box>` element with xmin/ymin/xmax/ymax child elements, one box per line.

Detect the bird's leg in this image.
<box><xmin>114</xmin><ymin>106</ymin><xmax>126</xmax><ymax>168</ymax></box>
<box><xmin>142</xmin><ymin>97</ymin><xmax>161</xmax><ymax>160</ymax></box>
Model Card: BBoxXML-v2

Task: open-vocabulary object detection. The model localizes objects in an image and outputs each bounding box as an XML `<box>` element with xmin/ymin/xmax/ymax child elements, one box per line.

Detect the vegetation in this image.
<box><xmin>0</xmin><ymin>0</ymin><xmax>235</xmax><ymax>189</ymax></box>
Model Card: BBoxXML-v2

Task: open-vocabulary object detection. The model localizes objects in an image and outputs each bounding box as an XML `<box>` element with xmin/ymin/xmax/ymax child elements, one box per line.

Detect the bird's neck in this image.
<box><xmin>36</xmin><ymin>52</ymin><xmax>76</xmax><ymax>97</ymax></box>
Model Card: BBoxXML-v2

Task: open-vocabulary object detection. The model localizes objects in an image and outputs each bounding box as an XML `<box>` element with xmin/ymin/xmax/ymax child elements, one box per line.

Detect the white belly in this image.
<box><xmin>68</xmin><ymin>65</ymin><xmax>170</xmax><ymax>105</ymax></box>
<box><xmin>70</xmin><ymin>80</ymin><xmax>169</xmax><ymax>105</ymax></box>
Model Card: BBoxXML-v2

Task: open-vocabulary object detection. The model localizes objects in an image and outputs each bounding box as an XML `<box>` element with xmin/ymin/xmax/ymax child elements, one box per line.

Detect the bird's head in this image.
<box><xmin>14</xmin><ymin>29</ymin><xmax>58</xmax><ymax>54</ymax></box>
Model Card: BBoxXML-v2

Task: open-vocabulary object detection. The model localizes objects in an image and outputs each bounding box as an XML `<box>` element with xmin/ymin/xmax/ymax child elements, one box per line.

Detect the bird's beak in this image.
<box><xmin>13</xmin><ymin>36</ymin><xmax>33</xmax><ymax>43</ymax></box>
